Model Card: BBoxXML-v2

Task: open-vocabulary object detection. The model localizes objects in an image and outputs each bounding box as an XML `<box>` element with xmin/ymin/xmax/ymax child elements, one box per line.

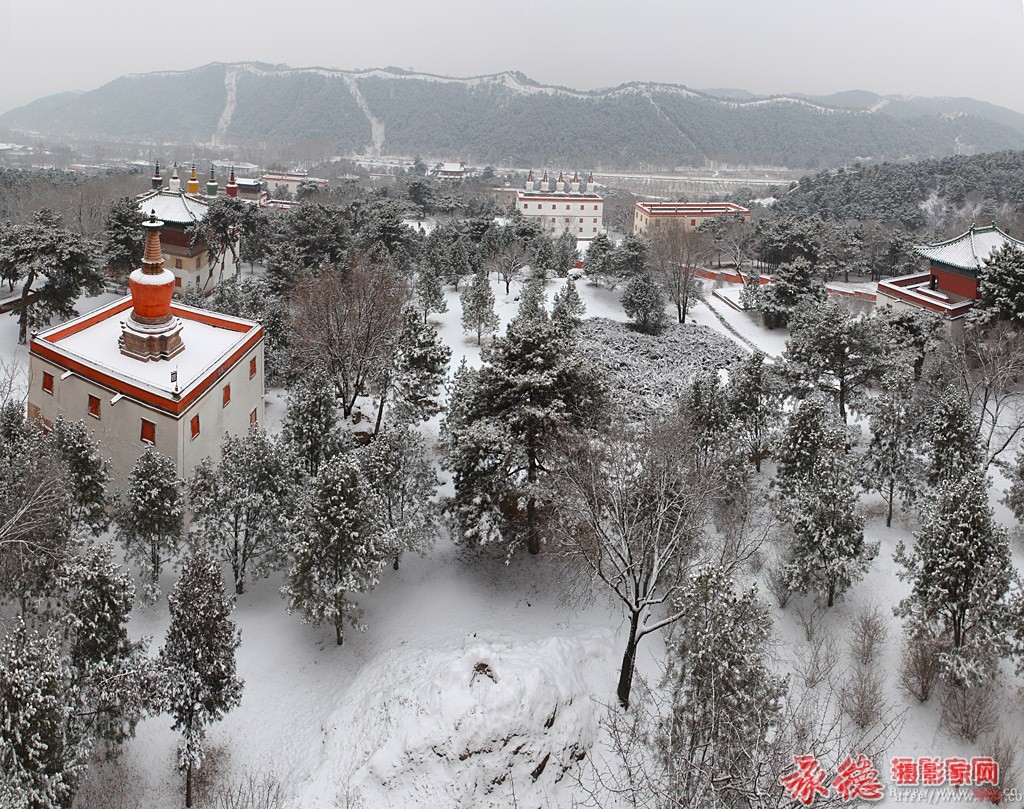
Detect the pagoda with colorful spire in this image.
<box><xmin>119</xmin><ymin>214</ymin><xmax>184</xmax><ymax>361</ymax></box>
<box><xmin>186</xmin><ymin>163</ymin><xmax>200</xmax><ymax>195</ymax></box>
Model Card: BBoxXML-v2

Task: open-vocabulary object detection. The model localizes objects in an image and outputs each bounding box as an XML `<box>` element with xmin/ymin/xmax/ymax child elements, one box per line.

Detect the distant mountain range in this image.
<box><xmin>3</xmin><ymin>63</ymin><xmax>1024</xmax><ymax>170</ymax></box>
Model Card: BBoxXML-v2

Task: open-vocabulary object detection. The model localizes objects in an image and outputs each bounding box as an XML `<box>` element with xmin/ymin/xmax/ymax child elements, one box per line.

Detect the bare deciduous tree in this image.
<box><xmin>648</xmin><ymin>222</ymin><xmax>709</xmax><ymax>323</ymax></box>
<box><xmin>552</xmin><ymin>421</ymin><xmax>717</xmax><ymax>708</ymax></box>
<box><xmin>291</xmin><ymin>255</ymin><xmax>410</xmax><ymax>418</ymax></box>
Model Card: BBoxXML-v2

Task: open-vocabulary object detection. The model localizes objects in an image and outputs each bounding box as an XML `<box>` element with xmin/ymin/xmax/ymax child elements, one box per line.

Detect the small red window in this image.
<box><xmin>42</xmin><ymin>372</ymin><xmax>54</xmax><ymax>394</ymax></box>
<box><xmin>140</xmin><ymin>419</ymin><xmax>155</xmax><ymax>444</ymax></box>
<box><xmin>174</xmin><ymin>258</ymin><xmax>183</xmax><ymax>269</ymax></box>
<box><xmin>190</xmin><ymin>415</ymin><xmax>200</xmax><ymax>439</ymax></box>
<box><xmin>174</xmin><ymin>276</ymin><xmax>181</xmax><ymax>287</ymax></box>
<box><xmin>249</xmin><ymin>408</ymin><xmax>257</xmax><ymax>426</ymax></box>
<box><xmin>691</xmin><ymin>219</ymin><xmax>696</xmax><ymax>227</ymax></box>
<box><xmin>88</xmin><ymin>395</ymin><xmax>100</xmax><ymax>419</ymax></box>
<box><xmin>593</xmin><ymin>205</ymin><xmax>598</xmax><ymax>210</ymax></box>
<box><xmin>222</xmin><ymin>384</ymin><xmax>231</xmax><ymax>407</ymax></box>
<box><xmin>249</xmin><ymin>357</ymin><xmax>257</xmax><ymax>378</ymax></box>
<box><xmin>565</xmin><ymin>204</ymin><xmax>570</xmax><ymax>210</ymax></box>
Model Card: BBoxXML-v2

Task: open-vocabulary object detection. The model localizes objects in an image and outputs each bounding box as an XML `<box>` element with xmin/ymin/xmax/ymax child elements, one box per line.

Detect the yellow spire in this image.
<box><xmin>186</xmin><ymin>162</ymin><xmax>200</xmax><ymax>194</ymax></box>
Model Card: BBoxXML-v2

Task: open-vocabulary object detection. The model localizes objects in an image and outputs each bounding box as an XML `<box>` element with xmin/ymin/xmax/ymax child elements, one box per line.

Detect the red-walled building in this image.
<box><xmin>876</xmin><ymin>224</ymin><xmax>1024</xmax><ymax>323</ymax></box>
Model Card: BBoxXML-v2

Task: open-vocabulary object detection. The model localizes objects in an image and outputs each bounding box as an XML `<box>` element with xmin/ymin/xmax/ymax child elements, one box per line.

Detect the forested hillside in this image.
<box><xmin>4</xmin><ymin>63</ymin><xmax>1024</xmax><ymax>170</ymax></box>
<box><xmin>772</xmin><ymin>150</ymin><xmax>1024</xmax><ymax>229</ymax></box>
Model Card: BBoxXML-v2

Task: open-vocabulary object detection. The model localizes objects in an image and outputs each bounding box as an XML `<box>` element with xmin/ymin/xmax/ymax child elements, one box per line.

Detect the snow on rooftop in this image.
<box><xmin>914</xmin><ymin>224</ymin><xmax>1024</xmax><ymax>271</ymax></box>
<box><xmin>136</xmin><ymin>189</ymin><xmax>209</xmax><ymax>225</ymax></box>
<box><xmin>37</xmin><ymin>298</ymin><xmax>257</xmax><ymax>397</ymax></box>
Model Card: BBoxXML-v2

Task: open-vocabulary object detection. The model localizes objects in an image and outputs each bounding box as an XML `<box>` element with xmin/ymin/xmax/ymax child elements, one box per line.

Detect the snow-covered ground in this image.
<box><xmin>10</xmin><ymin>275</ymin><xmax>1024</xmax><ymax>807</ymax></box>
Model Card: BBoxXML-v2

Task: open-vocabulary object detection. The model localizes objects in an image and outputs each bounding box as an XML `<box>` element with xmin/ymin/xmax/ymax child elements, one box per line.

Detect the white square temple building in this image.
<box><xmin>28</xmin><ymin>216</ymin><xmax>265</xmax><ymax>491</ymax></box>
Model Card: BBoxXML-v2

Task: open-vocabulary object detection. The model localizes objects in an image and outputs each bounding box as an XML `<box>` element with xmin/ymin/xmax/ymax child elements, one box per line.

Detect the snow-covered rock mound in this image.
<box><xmin>576</xmin><ymin>317</ymin><xmax>744</xmax><ymax>413</ymax></box>
<box><xmin>294</xmin><ymin>633</ymin><xmax>611</xmax><ymax>808</ymax></box>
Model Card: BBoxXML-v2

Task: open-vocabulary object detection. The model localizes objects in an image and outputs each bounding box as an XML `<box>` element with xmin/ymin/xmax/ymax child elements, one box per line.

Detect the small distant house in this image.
<box><xmin>876</xmin><ymin>223</ymin><xmax>1024</xmax><ymax>323</ymax></box>
<box><xmin>437</xmin><ymin>161</ymin><xmax>467</xmax><ymax>181</ymax></box>
<box><xmin>632</xmin><ymin>201</ymin><xmax>751</xmax><ymax>237</ymax></box>
<box><xmin>261</xmin><ymin>172</ymin><xmax>329</xmax><ymax>199</ymax></box>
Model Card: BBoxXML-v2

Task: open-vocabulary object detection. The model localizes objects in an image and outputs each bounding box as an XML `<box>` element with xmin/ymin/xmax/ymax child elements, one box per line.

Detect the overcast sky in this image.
<box><xmin>2</xmin><ymin>0</ymin><xmax>1023</xmax><ymax>115</ymax></box>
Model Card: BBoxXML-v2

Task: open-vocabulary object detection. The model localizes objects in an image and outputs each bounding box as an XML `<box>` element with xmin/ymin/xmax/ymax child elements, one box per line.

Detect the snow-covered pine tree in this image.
<box><xmin>727</xmin><ymin>351</ymin><xmax>782</xmax><ymax>473</ymax></box>
<box><xmin>862</xmin><ymin>368</ymin><xmax>922</xmax><ymax>527</ymax></box>
<box><xmin>442</xmin><ymin>319</ymin><xmax>606</xmax><ymax>554</ymax></box>
<box><xmin>621</xmin><ymin>272</ymin><xmax>667</xmax><ymax>334</ymax></box>
<box><xmin>783</xmin><ymin>438</ymin><xmax>874</xmax><ymax>607</ymax></box>
<box><xmin>1005</xmin><ymin>447</ymin><xmax>1024</xmax><ymax>525</ymax></box>
<box><xmin>660</xmin><ymin>565</ymin><xmax>785</xmax><ymax>805</ymax></box>
<box><xmin>0</xmin><ymin>618</ymin><xmax>89</xmax><ymax>809</ymax></box>
<box><xmin>681</xmin><ymin>369</ymin><xmax>736</xmax><ymax>477</ymax></box>
<box><xmin>774</xmin><ymin>395</ymin><xmax>836</xmax><ymax>507</ymax></box>
<box><xmin>0</xmin><ymin>209</ymin><xmax>104</xmax><ymax>344</ymax></box>
<box><xmin>739</xmin><ymin>270</ymin><xmax>763</xmax><ymax>311</ymax></box>
<box><xmin>459</xmin><ymin>267</ymin><xmax>499</xmax><ymax>345</ymax></box>
<box><xmin>973</xmin><ymin>244</ymin><xmax>1024</xmax><ymax>327</ymax></box>
<box><xmin>550</xmin><ymin>276</ymin><xmax>586</xmax><ymax>332</ymax></box>
<box><xmin>446</xmin><ymin>237</ymin><xmax>475</xmax><ymax>290</ymax></box>
<box><xmin>514</xmin><ymin>276</ymin><xmax>548</xmax><ymax>325</ymax></box>
<box><xmin>0</xmin><ymin>415</ymin><xmax>73</xmax><ymax>612</ymax></box>
<box><xmin>358</xmin><ymin>425</ymin><xmax>441</xmax><ymax>570</ymax></box>
<box><xmin>159</xmin><ymin>545</ymin><xmax>242</xmax><ymax>809</ymax></box>
<box><xmin>552</xmin><ymin>230</ymin><xmax>579</xmax><ymax>277</ymax></box>
<box><xmin>583</xmin><ymin>232</ymin><xmax>613</xmax><ymax>286</ymax></box>
<box><xmin>116</xmin><ymin>447</ymin><xmax>183</xmax><ymax>603</ymax></box>
<box><xmin>919</xmin><ymin>389</ymin><xmax>983</xmax><ymax>485</ymax></box>
<box><xmin>895</xmin><ymin>471</ymin><xmax>1017</xmax><ymax>687</ymax></box>
<box><xmin>49</xmin><ymin>417</ymin><xmax>110</xmax><ymax>536</ymax></box>
<box><xmin>281</xmin><ymin>370</ymin><xmax>343</xmax><ymax>476</ymax></box>
<box><xmin>60</xmin><ymin>542</ymin><xmax>152</xmax><ymax>751</ymax></box>
<box><xmin>189</xmin><ymin>428</ymin><xmax>301</xmax><ymax>595</ymax></box>
<box><xmin>530</xmin><ymin>235</ymin><xmax>554</xmax><ymax>282</ymax></box>
<box><xmin>282</xmin><ymin>455</ymin><xmax>386</xmax><ymax>645</ymax></box>
<box><xmin>103</xmin><ymin>196</ymin><xmax>145</xmax><ymax>286</ymax></box>
<box><xmin>609</xmin><ymin>234</ymin><xmax>647</xmax><ymax>283</ymax></box>
<box><xmin>388</xmin><ymin>307</ymin><xmax>452</xmax><ymax>427</ymax></box>
<box><xmin>760</xmin><ymin>257</ymin><xmax>824</xmax><ymax>329</ymax></box>
<box><xmin>782</xmin><ymin>299</ymin><xmax>884</xmax><ymax>422</ymax></box>
<box><xmin>415</xmin><ymin>260</ymin><xmax>448</xmax><ymax>323</ymax></box>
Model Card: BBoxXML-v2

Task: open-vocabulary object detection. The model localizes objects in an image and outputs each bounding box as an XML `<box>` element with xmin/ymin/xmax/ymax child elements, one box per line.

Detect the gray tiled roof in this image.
<box><xmin>914</xmin><ymin>224</ymin><xmax>1024</xmax><ymax>271</ymax></box>
<box><xmin>136</xmin><ymin>190</ymin><xmax>209</xmax><ymax>226</ymax></box>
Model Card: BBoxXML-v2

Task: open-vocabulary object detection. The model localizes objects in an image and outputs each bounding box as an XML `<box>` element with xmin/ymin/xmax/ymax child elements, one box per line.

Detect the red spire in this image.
<box><xmin>226</xmin><ymin>166</ymin><xmax>238</xmax><ymax>198</ymax></box>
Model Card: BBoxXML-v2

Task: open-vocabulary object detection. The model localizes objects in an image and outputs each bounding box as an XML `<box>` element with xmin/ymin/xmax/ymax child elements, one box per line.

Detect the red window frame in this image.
<box><xmin>140</xmin><ymin>419</ymin><xmax>155</xmax><ymax>444</ymax></box>
<box><xmin>223</xmin><ymin>384</ymin><xmax>231</xmax><ymax>407</ymax></box>
<box><xmin>249</xmin><ymin>408</ymin><xmax>257</xmax><ymax>426</ymax></box>
<box><xmin>88</xmin><ymin>394</ymin><xmax>100</xmax><ymax>419</ymax></box>
<box><xmin>42</xmin><ymin>371</ymin><xmax>54</xmax><ymax>394</ymax></box>
<box><xmin>249</xmin><ymin>357</ymin><xmax>257</xmax><ymax>378</ymax></box>
<box><xmin>190</xmin><ymin>415</ymin><xmax>200</xmax><ymax>439</ymax></box>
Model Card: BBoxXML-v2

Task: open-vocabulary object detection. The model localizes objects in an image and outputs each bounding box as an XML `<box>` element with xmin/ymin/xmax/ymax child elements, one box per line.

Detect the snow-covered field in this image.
<box><xmin>10</xmin><ymin>276</ymin><xmax>1024</xmax><ymax>807</ymax></box>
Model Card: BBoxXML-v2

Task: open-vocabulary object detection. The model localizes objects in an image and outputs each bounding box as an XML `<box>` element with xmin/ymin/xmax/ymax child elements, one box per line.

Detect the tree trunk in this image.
<box><xmin>827</xmin><ymin>580</ymin><xmax>835</xmax><ymax>608</ymax></box>
<box><xmin>17</xmin><ymin>278</ymin><xmax>34</xmax><ymax>345</ymax></box>
<box><xmin>527</xmin><ymin>452</ymin><xmax>540</xmax><ymax>555</ymax></box>
<box><xmin>617</xmin><ymin>611</ymin><xmax>642</xmax><ymax>709</ymax></box>
<box><xmin>335</xmin><ymin>591</ymin><xmax>345</xmax><ymax>646</ymax></box>
<box><xmin>886</xmin><ymin>480</ymin><xmax>895</xmax><ymax>528</ymax></box>
<box><xmin>393</xmin><ymin>555</ymin><xmax>401</xmax><ymax>571</ymax></box>
<box><xmin>373</xmin><ymin>393</ymin><xmax>387</xmax><ymax>436</ymax></box>
<box><xmin>185</xmin><ymin>761</ymin><xmax>193</xmax><ymax>808</ymax></box>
